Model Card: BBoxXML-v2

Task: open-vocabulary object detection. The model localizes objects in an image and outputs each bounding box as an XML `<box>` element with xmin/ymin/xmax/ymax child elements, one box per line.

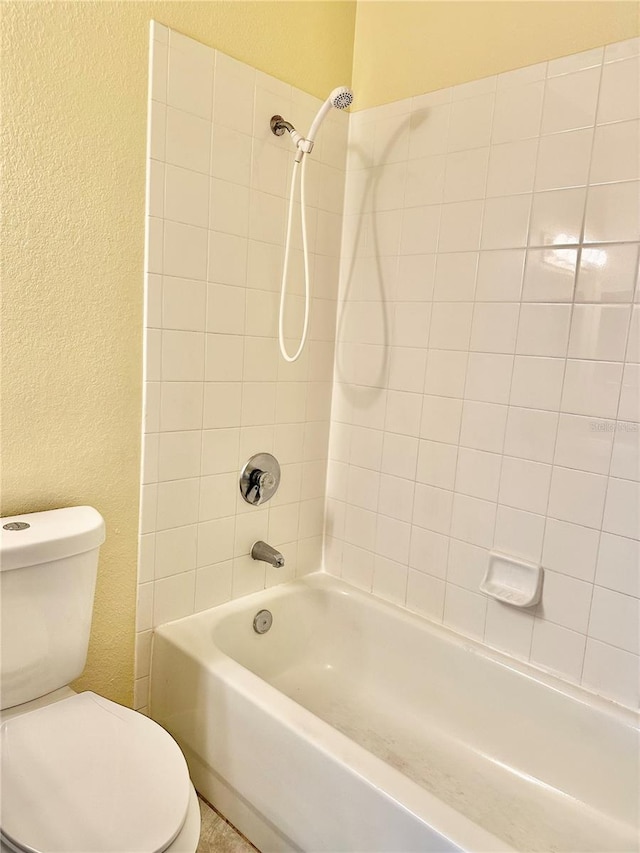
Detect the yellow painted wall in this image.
<box><xmin>353</xmin><ymin>1</ymin><xmax>640</xmax><ymax>109</ymax></box>
<box><xmin>1</xmin><ymin>1</ymin><xmax>356</xmax><ymax>707</ymax></box>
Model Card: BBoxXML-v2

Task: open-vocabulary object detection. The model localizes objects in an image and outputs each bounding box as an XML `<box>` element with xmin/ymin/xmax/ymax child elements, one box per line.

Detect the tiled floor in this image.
<box><xmin>196</xmin><ymin>795</ymin><xmax>258</xmax><ymax>853</ymax></box>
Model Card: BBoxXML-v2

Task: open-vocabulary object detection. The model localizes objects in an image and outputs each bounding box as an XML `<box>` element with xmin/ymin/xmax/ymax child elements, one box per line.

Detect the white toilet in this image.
<box><xmin>0</xmin><ymin>506</ymin><xmax>201</xmax><ymax>853</ymax></box>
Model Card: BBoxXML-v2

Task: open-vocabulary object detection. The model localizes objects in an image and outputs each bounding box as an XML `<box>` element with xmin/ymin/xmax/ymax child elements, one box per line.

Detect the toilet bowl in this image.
<box><xmin>0</xmin><ymin>507</ymin><xmax>201</xmax><ymax>853</ymax></box>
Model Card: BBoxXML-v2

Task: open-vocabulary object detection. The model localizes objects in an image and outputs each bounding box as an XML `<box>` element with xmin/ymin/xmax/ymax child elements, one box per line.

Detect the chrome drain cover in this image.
<box><xmin>253</xmin><ymin>609</ymin><xmax>273</xmax><ymax>634</ymax></box>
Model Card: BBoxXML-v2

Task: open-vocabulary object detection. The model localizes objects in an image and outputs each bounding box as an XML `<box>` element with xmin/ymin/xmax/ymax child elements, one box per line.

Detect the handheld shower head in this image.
<box><xmin>329</xmin><ymin>86</ymin><xmax>354</xmax><ymax>110</ymax></box>
<box><xmin>274</xmin><ymin>84</ymin><xmax>354</xmax><ymax>363</ymax></box>
<box><xmin>271</xmin><ymin>86</ymin><xmax>354</xmax><ymax>158</ymax></box>
<box><xmin>307</xmin><ymin>85</ymin><xmax>354</xmax><ymax>144</ymax></box>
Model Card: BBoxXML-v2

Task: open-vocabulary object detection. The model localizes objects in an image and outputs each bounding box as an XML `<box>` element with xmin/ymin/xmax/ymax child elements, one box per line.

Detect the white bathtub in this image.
<box><xmin>150</xmin><ymin>573</ymin><xmax>639</xmax><ymax>853</ymax></box>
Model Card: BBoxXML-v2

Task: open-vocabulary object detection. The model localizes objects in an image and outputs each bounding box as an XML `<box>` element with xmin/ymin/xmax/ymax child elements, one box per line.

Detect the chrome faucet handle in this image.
<box><xmin>240</xmin><ymin>453</ymin><xmax>281</xmax><ymax>506</ymax></box>
<box><xmin>247</xmin><ymin>469</ymin><xmax>276</xmax><ymax>504</ymax></box>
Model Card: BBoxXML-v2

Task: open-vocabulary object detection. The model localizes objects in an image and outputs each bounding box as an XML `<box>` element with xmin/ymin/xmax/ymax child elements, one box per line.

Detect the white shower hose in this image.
<box><xmin>278</xmin><ymin>154</ymin><xmax>311</xmax><ymax>363</ymax></box>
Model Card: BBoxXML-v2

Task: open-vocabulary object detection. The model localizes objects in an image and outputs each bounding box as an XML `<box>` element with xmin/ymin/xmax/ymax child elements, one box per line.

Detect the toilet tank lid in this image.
<box><xmin>0</xmin><ymin>506</ymin><xmax>105</xmax><ymax>572</ymax></box>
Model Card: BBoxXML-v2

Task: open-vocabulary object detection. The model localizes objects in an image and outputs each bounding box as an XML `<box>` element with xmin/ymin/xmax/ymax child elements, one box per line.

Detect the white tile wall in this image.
<box><xmin>327</xmin><ymin>40</ymin><xmax>640</xmax><ymax>710</ymax></box>
<box><xmin>136</xmin><ymin>23</ymin><xmax>347</xmax><ymax>709</ymax></box>
<box><xmin>140</xmin><ymin>26</ymin><xmax>638</xmax><ymax>712</ymax></box>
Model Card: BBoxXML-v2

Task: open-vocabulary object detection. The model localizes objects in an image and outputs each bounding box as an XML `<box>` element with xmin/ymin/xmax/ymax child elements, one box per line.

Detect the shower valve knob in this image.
<box><xmin>240</xmin><ymin>453</ymin><xmax>281</xmax><ymax>506</ymax></box>
<box><xmin>249</xmin><ymin>469</ymin><xmax>275</xmax><ymax>503</ymax></box>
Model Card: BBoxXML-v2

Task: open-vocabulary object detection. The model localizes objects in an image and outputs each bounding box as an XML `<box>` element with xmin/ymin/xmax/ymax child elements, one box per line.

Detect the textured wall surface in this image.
<box><xmin>353</xmin><ymin>1</ymin><xmax>640</xmax><ymax>109</ymax></box>
<box><xmin>0</xmin><ymin>1</ymin><xmax>355</xmax><ymax>706</ymax></box>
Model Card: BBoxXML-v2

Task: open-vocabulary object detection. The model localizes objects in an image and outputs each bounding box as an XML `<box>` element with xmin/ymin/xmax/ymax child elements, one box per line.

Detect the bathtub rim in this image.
<box><xmin>154</xmin><ymin>570</ymin><xmax>639</xmax><ymax>727</ymax></box>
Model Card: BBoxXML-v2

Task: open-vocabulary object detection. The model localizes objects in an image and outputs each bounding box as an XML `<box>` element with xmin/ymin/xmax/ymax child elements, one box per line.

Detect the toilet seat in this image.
<box><xmin>0</xmin><ymin>692</ymin><xmax>192</xmax><ymax>853</ymax></box>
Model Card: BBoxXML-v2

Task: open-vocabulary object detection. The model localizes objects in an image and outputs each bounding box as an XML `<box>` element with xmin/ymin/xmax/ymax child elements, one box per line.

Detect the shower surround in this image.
<box><xmin>136</xmin><ymin>22</ymin><xmax>347</xmax><ymax>711</ymax></box>
<box><xmin>140</xmin><ymin>24</ymin><xmax>639</xmax><ymax>712</ymax></box>
<box><xmin>327</xmin><ymin>38</ymin><xmax>640</xmax><ymax>710</ymax></box>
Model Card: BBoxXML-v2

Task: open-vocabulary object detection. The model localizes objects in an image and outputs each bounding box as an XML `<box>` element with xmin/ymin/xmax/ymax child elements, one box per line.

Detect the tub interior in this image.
<box><xmin>209</xmin><ymin>578</ymin><xmax>639</xmax><ymax>853</ymax></box>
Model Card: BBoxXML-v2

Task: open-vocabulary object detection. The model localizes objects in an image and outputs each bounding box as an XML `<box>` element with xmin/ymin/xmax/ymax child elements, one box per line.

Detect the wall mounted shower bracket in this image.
<box><xmin>271</xmin><ymin>116</ymin><xmax>313</xmax><ymax>159</ymax></box>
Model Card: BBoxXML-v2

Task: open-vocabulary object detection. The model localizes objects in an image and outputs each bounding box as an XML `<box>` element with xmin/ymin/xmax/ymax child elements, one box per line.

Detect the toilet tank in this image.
<box><xmin>0</xmin><ymin>506</ymin><xmax>105</xmax><ymax>710</ymax></box>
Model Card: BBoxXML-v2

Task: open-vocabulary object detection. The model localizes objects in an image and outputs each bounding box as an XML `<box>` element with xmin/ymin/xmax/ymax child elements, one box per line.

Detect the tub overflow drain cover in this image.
<box><xmin>253</xmin><ymin>610</ymin><xmax>273</xmax><ymax>634</ymax></box>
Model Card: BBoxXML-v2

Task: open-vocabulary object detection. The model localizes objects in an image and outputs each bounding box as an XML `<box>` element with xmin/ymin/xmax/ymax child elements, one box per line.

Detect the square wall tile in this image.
<box><xmin>459</xmin><ymin>400</ymin><xmax>508</xmax><ymax>453</ymax></box>
<box><xmin>416</xmin><ymin>439</ymin><xmax>458</xmax><ymax>490</ymax></box>
<box><xmin>167</xmin><ymin>42</ymin><xmax>214</xmax><ymax>120</ymax></box>
<box><xmin>530</xmin><ymin>620</ymin><xmax>586</xmax><ymax>683</ymax></box>
<box><xmin>153</xmin><ymin>571</ymin><xmax>196</xmax><ymax>626</ymax></box>
<box><xmin>554</xmin><ymin>414</ymin><xmax>614</xmax><ymax>475</ymax></box>
<box><xmin>481</xmin><ymin>195</ymin><xmax>531</xmax><ymax>249</ymax></box>
<box><xmin>537</xmin><ymin>568</ymin><xmax>593</xmax><ymax>633</ymax></box>
<box><xmin>528</xmin><ymin>187</ymin><xmax>586</xmax><ymax>247</ymax></box>
<box><xmin>211</xmin><ymin>125</ymin><xmax>253</xmax><ymax>185</ymax></box>
<box><xmin>406</xmin><ymin>571</ymin><xmax>446</xmax><ymax>621</ymax></box>
<box><xmin>419</xmin><ymin>394</ymin><xmax>463</xmax><ymax>445</ymax></box>
<box><xmin>470</xmin><ymin>303</ymin><xmax>519</xmax><ymax>353</ymax></box>
<box><xmin>450</xmin><ymin>493</ymin><xmax>497</xmax><ymax>548</ymax></box>
<box><xmin>522</xmin><ymin>248</ymin><xmax>577</xmax><ymax>302</ymax></box>
<box><xmin>516</xmin><ymin>304</ymin><xmax>571</xmax><ymax>358</ymax></box>
<box><xmin>575</xmin><ymin>243</ymin><xmax>639</xmax><ymax>303</ymax></box>
<box><xmin>568</xmin><ymin>305</ymin><xmax>630</xmax><ymax>362</ymax></box>
<box><xmin>548</xmin><ymin>466</ymin><xmax>607</xmax><ymax>529</ymax></box>
<box><xmin>510</xmin><ymin>356</ymin><xmax>565</xmax><ymax>411</ymax></box>
<box><xmin>584</xmin><ymin>182</ymin><xmax>640</xmax><ymax>244</ymax></box>
<box><xmin>409</xmin><ymin>526</ymin><xmax>450</xmax><ymax>578</ymax></box>
<box><xmin>582</xmin><ymin>638</ymin><xmax>639</xmax><ymax>708</ymax></box>
<box><xmin>603</xmin><ymin>477</ymin><xmax>640</xmax><ymax>539</ymax></box>
<box><xmin>492</xmin><ymin>81</ymin><xmax>544</xmax><ymax>143</ymax></box>
<box><xmin>619</xmin><ymin>364</ymin><xmax>640</xmax><ymax>422</ymax></box>
<box><xmin>596</xmin><ymin>533</ymin><xmax>640</xmax><ymax>597</ymax></box>
<box><xmin>413</xmin><ymin>484</ymin><xmax>453</xmax><ymax>535</ymax></box>
<box><xmin>499</xmin><ymin>456</ymin><xmax>552</xmax><ymax>515</ymax></box>
<box><xmin>598</xmin><ymin>56</ymin><xmax>640</xmax><ymax>124</ymax></box>
<box><xmin>485</xmin><ymin>600</ymin><xmax>534</xmax><ymax>660</ymax></box>
<box><xmin>447</xmin><ymin>93</ymin><xmax>494</xmax><ymax>152</ymax></box>
<box><xmin>561</xmin><ymin>360</ymin><xmax>623</xmax><ymax>419</ymax></box>
<box><xmin>504</xmin><ymin>407</ymin><xmax>558</xmax><ymax>463</ymax></box>
<box><xmin>475</xmin><ymin>250</ymin><xmax>525</xmax><ymax>302</ymax></box>
<box><xmin>486</xmin><ymin>139</ymin><xmax>538</xmax><ymax>197</ymax></box>
<box><xmin>164</xmin><ymin>221</ymin><xmax>208</xmax><ymax>280</ymax></box>
<box><xmin>455</xmin><ymin>447</ymin><xmax>501</xmax><ymax>501</ymax></box>
<box><xmin>444</xmin><ymin>148</ymin><xmax>490</xmax><ymax>202</ymax></box>
<box><xmin>165</xmin><ymin>107</ymin><xmax>211</xmax><ymax>174</ymax></box>
<box><xmin>429</xmin><ymin>303</ymin><xmax>473</xmax><ymax>350</ymax></box>
<box><xmin>447</xmin><ymin>539</ymin><xmax>489</xmax><ymax>590</ymax></box>
<box><xmin>590</xmin><ymin>120</ymin><xmax>640</xmax><ymax>185</ymax></box>
<box><xmin>589</xmin><ymin>586</ymin><xmax>639</xmax><ymax>655</ymax></box>
<box><xmin>494</xmin><ymin>505</ymin><xmax>545</xmax><ymax>562</ymax></box>
<box><xmin>434</xmin><ymin>252</ymin><xmax>478</xmax><ymax>302</ymax></box>
<box><xmin>465</xmin><ymin>352</ymin><xmax>513</xmax><ymax>404</ymax></box>
<box><xmin>443</xmin><ymin>584</ymin><xmax>487</xmax><ymax>640</ymax></box>
<box><xmin>541</xmin><ymin>67</ymin><xmax>600</xmax><ymax>134</ymax></box>
<box><xmin>610</xmin><ymin>421</ymin><xmax>640</xmax><ymax>481</ymax></box>
<box><xmin>424</xmin><ymin>349</ymin><xmax>468</xmax><ymax>398</ymax></box>
<box><xmin>535</xmin><ymin>129</ymin><xmax>593</xmax><ymax>191</ymax></box>
<box><xmin>542</xmin><ymin>518</ymin><xmax>600</xmax><ymax>582</ymax></box>
<box><xmin>439</xmin><ymin>200</ymin><xmax>483</xmax><ymax>252</ymax></box>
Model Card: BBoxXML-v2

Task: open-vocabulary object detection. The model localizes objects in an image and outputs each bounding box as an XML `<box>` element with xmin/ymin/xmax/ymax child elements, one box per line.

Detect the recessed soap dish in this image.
<box><xmin>480</xmin><ymin>552</ymin><xmax>543</xmax><ymax>608</ymax></box>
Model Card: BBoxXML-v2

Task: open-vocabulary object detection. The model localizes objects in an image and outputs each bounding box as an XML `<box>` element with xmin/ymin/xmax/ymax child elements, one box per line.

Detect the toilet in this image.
<box><xmin>0</xmin><ymin>506</ymin><xmax>201</xmax><ymax>853</ymax></box>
